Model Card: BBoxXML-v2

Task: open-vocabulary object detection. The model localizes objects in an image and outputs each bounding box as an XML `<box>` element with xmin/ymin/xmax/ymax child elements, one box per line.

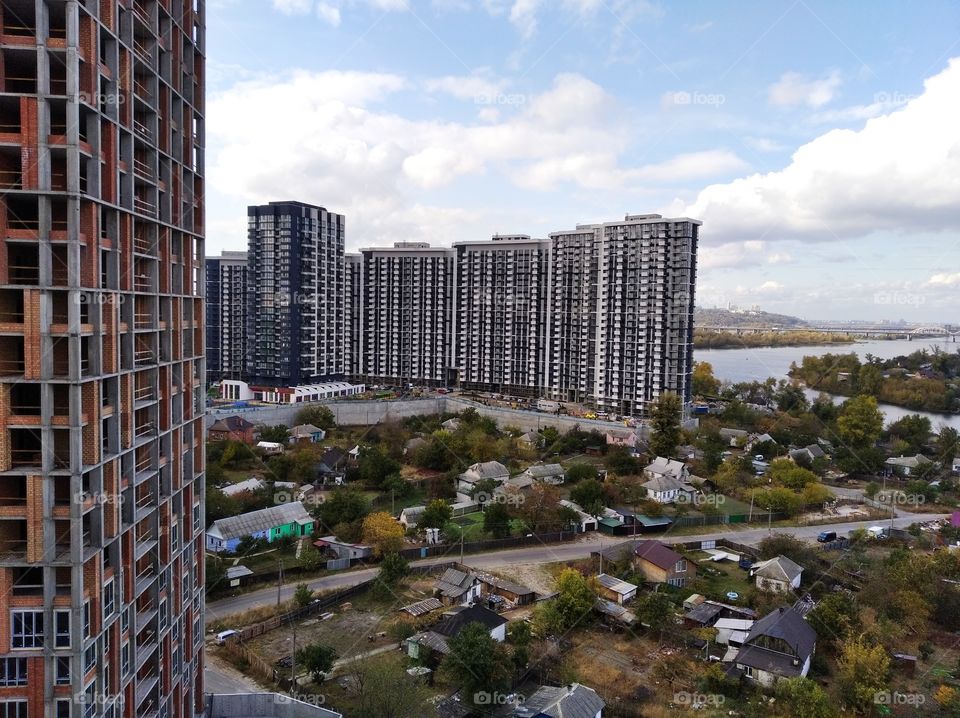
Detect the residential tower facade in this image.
<box><xmin>204</xmin><ymin>250</ymin><xmax>247</xmax><ymax>381</ymax></box>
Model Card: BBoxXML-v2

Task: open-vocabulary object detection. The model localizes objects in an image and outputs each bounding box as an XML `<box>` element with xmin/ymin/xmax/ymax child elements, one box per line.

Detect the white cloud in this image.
<box><xmin>743</xmin><ymin>136</ymin><xmax>789</xmax><ymax>153</ymax></box>
<box><xmin>504</xmin><ymin>0</ymin><xmax>660</xmax><ymax>37</ymax></box>
<box><xmin>927</xmin><ymin>272</ymin><xmax>960</xmax><ymax>287</ymax></box>
<box><xmin>687</xmin><ymin>20</ymin><xmax>713</xmax><ymax>32</ymax></box>
<box><xmin>698</xmin><ymin>240</ymin><xmax>766</xmax><ymax>270</ymax></box>
<box><xmin>678</xmin><ymin>58</ymin><xmax>960</xmax><ymax>245</ymax></box>
<box><xmin>768</xmin><ymin>70</ymin><xmax>842</xmax><ymax>108</ymax></box>
<box><xmin>316</xmin><ymin>2</ymin><xmax>342</xmax><ymax>25</ymax></box>
<box><xmin>424</xmin><ymin>73</ymin><xmax>506</xmax><ymax>102</ymax></box>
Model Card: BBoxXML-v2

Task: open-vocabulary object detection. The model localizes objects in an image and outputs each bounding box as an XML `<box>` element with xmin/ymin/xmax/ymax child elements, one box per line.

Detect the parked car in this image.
<box><xmin>817</xmin><ymin>530</ymin><xmax>837</xmax><ymax>543</ymax></box>
<box><xmin>215</xmin><ymin>629</ymin><xmax>240</xmax><ymax>645</ymax></box>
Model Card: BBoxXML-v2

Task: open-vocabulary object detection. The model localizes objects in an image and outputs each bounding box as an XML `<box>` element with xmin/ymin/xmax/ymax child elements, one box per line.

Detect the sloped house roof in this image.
<box><xmin>634</xmin><ymin>540</ymin><xmax>684</xmax><ymax>570</ymax></box>
<box><xmin>208</xmin><ymin>502</ymin><xmax>313</xmax><ymax>542</ymax></box>
<box><xmin>752</xmin><ymin>555</ymin><xmax>803</xmax><ymax>585</ymax></box>
<box><xmin>736</xmin><ymin>606</ymin><xmax>816</xmax><ymax>679</ymax></box>
<box><xmin>513</xmin><ymin>683</ymin><xmax>605</xmax><ymax>718</ymax></box>
<box><xmin>435</xmin><ymin>568</ymin><xmax>478</xmax><ymax>599</ymax></box>
<box><xmin>644</xmin><ymin>457</ymin><xmax>688</xmax><ymax>480</ymax></box>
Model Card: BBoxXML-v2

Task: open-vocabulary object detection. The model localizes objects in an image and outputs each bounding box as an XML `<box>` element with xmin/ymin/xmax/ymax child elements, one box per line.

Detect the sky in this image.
<box><xmin>204</xmin><ymin>0</ymin><xmax>960</xmax><ymax>323</ymax></box>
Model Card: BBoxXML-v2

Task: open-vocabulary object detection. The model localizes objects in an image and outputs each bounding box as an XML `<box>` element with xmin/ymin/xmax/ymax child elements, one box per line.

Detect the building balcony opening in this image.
<box><xmin>0</xmin><ymin>0</ymin><xmax>36</xmax><ymax>38</ymax></box>
<box><xmin>48</xmin><ymin>53</ymin><xmax>66</xmax><ymax>95</ymax></box>
<box><xmin>46</xmin><ymin>0</ymin><xmax>66</xmax><ymax>40</ymax></box>
<box><xmin>4</xmin><ymin>194</ymin><xmax>37</xmax><ymax>231</ymax></box>
<box><xmin>47</xmin><ymin>96</ymin><xmax>66</xmax><ymax>136</ymax></box>
<box><xmin>52</xmin><ymin>428</ymin><xmax>69</xmax><ymax>468</ymax></box>
<box><xmin>9</xmin><ymin>428</ymin><xmax>41</xmax><ymax>468</ymax></box>
<box><xmin>0</xmin><ymin>519</ymin><xmax>28</xmax><ymax>559</ymax></box>
<box><xmin>9</xmin><ymin>383</ymin><xmax>40</xmax><ymax>415</ymax></box>
<box><xmin>0</xmin><ymin>475</ymin><xmax>26</xmax><ymax>507</ymax></box>
<box><xmin>0</xmin><ymin>335</ymin><xmax>24</xmax><ymax>374</ymax></box>
<box><xmin>51</xmin><ymin>197</ymin><xmax>67</xmax><ymax>232</ymax></box>
<box><xmin>0</xmin><ymin>96</ymin><xmax>19</xmax><ymax>134</ymax></box>
<box><xmin>0</xmin><ymin>48</ymin><xmax>36</xmax><ymax>93</ymax></box>
<box><xmin>0</xmin><ymin>146</ymin><xmax>20</xmax><ymax>189</ymax></box>
<box><xmin>6</xmin><ymin>243</ymin><xmax>38</xmax><ymax>284</ymax></box>
<box><xmin>11</xmin><ymin>567</ymin><xmax>42</xmax><ymax>596</ymax></box>
<box><xmin>52</xmin><ymin>475</ymin><xmax>70</xmax><ymax>507</ymax></box>
<box><xmin>0</xmin><ymin>289</ymin><xmax>24</xmax><ymax>323</ymax></box>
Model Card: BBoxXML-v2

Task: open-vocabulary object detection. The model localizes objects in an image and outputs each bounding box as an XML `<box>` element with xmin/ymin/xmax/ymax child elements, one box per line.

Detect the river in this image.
<box><xmin>695</xmin><ymin>337</ymin><xmax>960</xmax><ymax>430</ymax></box>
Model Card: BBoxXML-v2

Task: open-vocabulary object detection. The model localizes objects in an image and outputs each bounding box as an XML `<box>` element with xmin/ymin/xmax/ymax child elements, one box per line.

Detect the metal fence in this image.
<box><xmin>397</xmin><ymin>531</ymin><xmax>577</xmax><ymax>560</ymax></box>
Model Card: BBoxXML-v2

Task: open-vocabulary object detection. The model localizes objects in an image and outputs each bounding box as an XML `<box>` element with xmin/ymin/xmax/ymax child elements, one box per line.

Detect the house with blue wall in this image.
<box><xmin>206</xmin><ymin>501</ymin><xmax>315</xmax><ymax>553</ymax></box>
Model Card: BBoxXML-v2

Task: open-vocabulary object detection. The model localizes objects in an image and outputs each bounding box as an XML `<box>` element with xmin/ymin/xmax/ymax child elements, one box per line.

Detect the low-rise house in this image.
<box><xmin>513</xmin><ymin>683</ymin><xmax>605</xmax><ymax>718</ymax></box>
<box><xmin>643</xmin><ymin>456</ymin><xmax>690</xmax><ymax>483</ymax></box>
<box><xmin>595</xmin><ymin>598</ymin><xmax>637</xmax><ymax>626</ymax></box>
<box><xmin>746</xmin><ymin>433</ymin><xmax>776</xmax><ymax>453</ymax></box>
<box><xmin>289</xmin><ymin>424</ymin><xmax>326</xmax><ymax>444</ymax></box>
<box><xmin>641</xmin><ymin>474</ymin><xmax>697</xmax><ymax>504</ymax></box>
<box><xmin>683</xmin><ymin>600</ymin><xmax>757</xmax><ymax>628</ymax></box>
<box><xmin>435</xmin><ymin>568</ymin><xmax>481</xmax><ymax>606</ymax></box>
<box><xmin>633</xmin><ymin>540</ymin><xmax>696</xmax><ymax>587</ymax></box>
<box><xmin>719</xmin><ymin>428</ymin><xmax>749</xmax><ymax>447</ymax></box>
<box><xmin>714</xmin><ymin>617</ymin><xmax>754</xmax><ymax>646</ymax></box>
<box><xmin>596</xmin><ymin>573</ymin><xmax>638</xmax><ymax>604</ymax></box>
<box><xmin>399</xmin><ymin>505</ymin><xmax>425</xmax><ymax>529</ymax></box>
<box><xmin>404</xmin><ymin>437</ymin><xmax>427</xmax><ymax>455</ymax></box>
<box><xmin>256</xmin><ymin>441</ymin><xmax>284</xmax><ymax>456</ymax></box>
<box><xmin>313</xmin><ymin>536</ymin><xmax>372</xmax><ymax>560</ymax></box>
<box><xmin>953</xmin><ymin>456</ymin><xmax>960</xmax><ymax>474</ymax></box>
<box><xmin>457</xmin><ymin>461</ymin><xmax>510</xmax><ymax>493</ymax></box>
<box><xmin>517</xmin><ymin>431</ymin><xmax>541</xmax><ymax>447</ymax></box>
<box><xmin>789</xmin><ymin>444</ymin><xmax>826</xmax><ymax>465</ymax></box>
<box><xmin>733</xmin><ymin>606</ymin><xmax>817</xmax><ymax>686</ymax></box>
<box><xmin>885</xmin><ymin>454</ymin><xmax>932</xmax><ymax>477</ymax></box>
<box><xmin>207</xmin><ymin>415</ymin><xmax>257</xmax><ymax>444</ymax></box>
<box><xmin>206</xmin><ymin>502</ymin><xmax>314</xmax><ymax>553</ymax></box>
<box><xmin>476</xmin><ymin>572</ymin><xmax>537</xmax><ymax>606</ymax></box>
<box><xmin>605</xmin><ymin>429</ymin><xmax>637</xmax><ymax>449</ymax></box>
<box><xmin>558</xmin><ymin>500</ymin><xmax>599</xmax><ymax>532</ymax></box>
<box><xmin>220</xmin><ymin>477</ymin><xmax>266</xmax><ymax>497</ymax></box>
<box><xmin>516</xmin><ymin>463</ymin><xmax>566</xmax><ymax>485</ymax></box>
<box><xmin>314</xmin><ymin>447</ymin><xmax>348</xmax><ymax>482</ymax></box>
<box><xmin>751</xmin><ymin>555</ymin><xmax>803</xmax><ymax>593</ymax></box>
<box><xmin>404</xmin><ymin>605</ymin><xmax>506</xmax><ymax>660</ymax></box>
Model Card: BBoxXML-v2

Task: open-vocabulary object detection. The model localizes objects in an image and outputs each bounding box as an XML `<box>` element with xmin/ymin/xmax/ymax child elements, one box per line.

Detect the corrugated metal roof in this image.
<box><xmin>596</xmin><ymin>573</ymin><xmax>638</xmax><ymax>595</ymax></box>
<box><xmin>209</xmin><ymin>502</ymin><xmax>313</xmax><ymax>541</ymax></box>
<box><xmin>400</xmin><ymin>598</ymin><xmax>443</xmax><ymax>616</ymax></box>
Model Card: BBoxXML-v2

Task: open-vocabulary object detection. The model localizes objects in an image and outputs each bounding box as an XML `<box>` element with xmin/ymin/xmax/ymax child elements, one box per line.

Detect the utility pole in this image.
<box><xmin>460</xmin><ymin>532</ymin><xmax>464</xmax><ymax>564</ymax></box>
<box><xmin>277</xmin><ymin>559</ymin><xmax>283</xmax><ymax>607</ymax></box>
<box><xmin>290</xmin><ymin>624</ymin><xmax>297</xmax><ymax>692</ymax></box>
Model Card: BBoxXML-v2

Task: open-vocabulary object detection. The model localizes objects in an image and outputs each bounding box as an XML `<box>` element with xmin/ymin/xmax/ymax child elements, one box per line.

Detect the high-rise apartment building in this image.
<box><xmin>344</xmin><ymin>253</ymin><xmax>362</xmax><ymax>379</ymax></box>
<box><xmin>205</xmin><ymin>251</ymin><xmax>247</xmax><ymax>380</ymax></box>
<box><xmin>245</xmin><ymin>201</ymin><xmax>345</xmax><ymax>386</ymax></box>
<box><xmin>548</xmin><ymin>214</ymin><xmax>699</xmax><ymax>416</ymax></box>
<box><xmin>357</xmin><ymin>243</ymin><xmax>455</xmax><ymax>387</ymax></box>
<box><xmin>454</xmin><ymin>235</ymin><xmax>550</xmax><ymax>396</ymax></box>
<box><xmin>0</xmin><ymin>1</ymin><xmax>206</xmax><ymax>717</ymax></box>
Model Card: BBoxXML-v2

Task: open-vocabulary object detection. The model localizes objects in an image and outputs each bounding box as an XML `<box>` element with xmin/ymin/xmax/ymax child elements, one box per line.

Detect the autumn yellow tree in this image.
<box><xmin>361</xmin><ymin>511</ymin><xmax>404</xmax><ymax>557</ymax></box>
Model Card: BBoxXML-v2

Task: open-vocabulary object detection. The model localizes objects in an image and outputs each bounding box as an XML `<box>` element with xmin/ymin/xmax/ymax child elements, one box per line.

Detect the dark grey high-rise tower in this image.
<box><xmin>205</xmin><ymin>251</ymin><xmax>247</xmax><ymax>381</ymax></box>
<box><xmin>0</xmin><ymin>1</ymin><xmax>207</xmax><ymax>716</ymax></box>
<box><xmin>245</xmin><ymin>201</ymin><xmax>345</xmax><ymax>386</ymax></box>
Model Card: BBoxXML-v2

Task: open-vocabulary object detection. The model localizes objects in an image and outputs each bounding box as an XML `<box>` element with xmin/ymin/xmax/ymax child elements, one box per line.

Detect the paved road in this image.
<box><xmin>206</xmin><ymin>512</ymin><xmax>947</xmax><ymax>626</ymax></box>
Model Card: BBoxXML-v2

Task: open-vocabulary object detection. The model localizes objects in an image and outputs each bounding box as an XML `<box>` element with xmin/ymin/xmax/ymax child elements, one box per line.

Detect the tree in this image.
<box><xmin>417</xmin><ymin>499</ymin><xmax>452</xmax><ymax>530</ymax></box>
<box><xmin>293</xmin><ymin>583</ymin><xmax>314</xmax><ymax>607</ymax></box>
<box><xmin>637</xmin><ymin>590</ymin><xmax>673</xmax><ymax>638</ymax></box>
<box><xmin>808</xmin><ymin>592</ymin><xmax>860</xmax><ymax>649</ymax></box>
<box><xmin>775</xmin><ymin>678</ymin><xmax>837</xmax><ymax>718</ymax></box>
<box><xmin>298</xmin><ymin>545</ymin><xmax>324</xmax><ymax>572</ymax></box>
<box><xmin>349</xmin><ymin>654</ymin><xmax>433</xmax><ymax>718</ymax></box>
<box><xmin>936</xmin><ymin>426</ymin><xmax>959</xmax><ymax>464</ymax></box>
<box><xmin>649</xmin><ymin>392</ymin><xmax>683</xmax><ymax>458</ymax></box>
<box><xmin>887</xmin><ymin>414</ymin><xmax>932</xmax><ymax>455</ymax></box>
<box><xmin>776</xmin><ymin>383</ymin><xmax>809</xmax><ymax>414</ymax></box>
<box><xmin>442</xmin><ymin>623</ymin><xmax>511</xmax><ymax>709</ymax></box>
<box><xmin>837</xmin><ymin>395</ymin><xmax>884</xmax><ymax>449</ymax></box>
<box><xmin>294</xmin><ymin>404</ymin><xmax>336</xmax><ymax>431</ymax></box>
<box><xmin>857</xmin><ymin>363</ymin><xmax>883</xmax><ymax>396</ymax></box>
<box><xmin>768</xmin><ymin>459</ymin><xmax>818</xmax><ymax>490</ymax></box>
<box><xmin>535</xmin><ymin>569</ymin><xmax>596</xmax><ymax>635</ymax></box>
<box><xmin>565</xmin><ymin>462</ymin><xmax>597</xmax><ymax>483</ymax></box>
<box><xmin>483</xmin><ymin>501</ymin><xmax>512</xmax><ymax>539</ymax></box>
<box><xmin>295</xmin><ymin>643</ymin><xmax>337</xmax><ymax>682</ymax></box>
<box><xmin>317</xmin><ymin>488</ymin><xmax>367</xmax><ymax>531</ymax></box>
<box><xmin>864</xmin><ymin>481</ymin><xmax>880</xmax><ymax>500</ymax></box>
<box><xmin>570</xmin><ymin>479</ymin><xmax>606</xmax><ymax>516</ymax></box>
<box><xmin>693</xmin><ymin>361</ymin><xmax>721</xmax><ymax>397</ymax></box>
<box><xmin>257</xmin><ymin>424</ymin><xmax>291</xmax><ymax>444</ymax></box>
<box><xmin>361</xmin><ymin>512</ymin><xmax>405</xmax><ymax>556</ymax></box>
<box><xmin>836</xmin><ymin>638</ymin><xmax>890</xmax><ymax>715</ymax></box>
<box><xmin>205</xmin><ymin>485</ymin><xmax>239</xmax><ymax>525</ymax></box>
<box><xmin>374</xmin><ymin>552</ymin><xmax>409</xmax><ymax>599</ymax></box>
<box><xmin>508</xmin><ymin>620</ymin><xmax>532</xmax><ymax>673</ymax></box>
<box><xmin>605</xmin><ymin>447</ymin><xmax>641</xmax><ymax>476</ymax></box>
<box><xmin>357</xmin><ymin>447</ymin><xmax>402</xmax><ymax>489</ymax></box>
<box><xmin>516</xmin><ymin>483</ymin><xmax>562</xmax><ymax>533</ymax></box>
<box><xmin>205</xmin><ymin>555</ymin><xmax>227</xmax><ymax>594</ymax></box>
<box><xmin>758</xmin><ymin>533</ymin><xmax>817</xmax><ymax>567</ymax></box>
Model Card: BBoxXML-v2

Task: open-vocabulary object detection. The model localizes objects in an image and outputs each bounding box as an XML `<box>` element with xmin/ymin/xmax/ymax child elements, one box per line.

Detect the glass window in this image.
<box><xmin>55</xmin><ymin>610</ymin><xmax>71</xmax><ymax>648</ymax></box>
<box><xmin>0</xmin><ymin>658</ymin><xmax>27</xmax><ymax>687</ymax></box>
<box><xmin>55</xmin><ymin>656</ymin><xmax>71</xmax><ymax>685</ymax></box>
<box><xmin>11</xmin><ymin>610</ymin><xmax>43</xmax><ymax>649</ymax></box>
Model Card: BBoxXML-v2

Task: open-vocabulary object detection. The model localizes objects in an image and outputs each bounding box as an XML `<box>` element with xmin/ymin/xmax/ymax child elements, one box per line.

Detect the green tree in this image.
<box><xmin>293</xmin><ymin>583</ymin><xmax>313</xmax><ymax>607</ymax></box>
<box><xmin>776</xmin><ymin>383</ymin><xmax>809</xmax><ymax>413</ymax></box>
<box><xmin>357</xmin><ymin>447</ymin><xmax>402</xmax><ymax>489</ymax></box>
<box><xmin>349</xmin><ymin>654</ymin><xmax>433</xmax><ymax>718</ymax></box>
<box><xmin>565</xmin><ymin>462</ymin><xmax>597</xmax><ymax>483</ymax></box>
<box><xmin>205</xmin><ymin>485</ymin><xmax>239</xmax><ymax>526</ymax></box>
<box><xmin>257</xmin><ymin>424</ymin><xmax>291</xmax><ymax>444</ymax></box>
<box><xmin>936</xmin><ymin>426</ymin><xmax>959</xmax><ymax>464</ymax></box>
<box><xmin>649</xmin><ymin>392</ymin><xmax>683</xmax><ymax>458</ymax></box>
<box><xmin>570</xmin><ymin>479</ymin><xmax>606</xmax><ymax>516</ymax></box>
<box><xmin>509</xmin><ymin>620</ymin><xmax>532</xmax><ymax>673</ymax></box>
<box><xmin>808</xmin><ymin>592</ymin><xmax>860</xmax><ymax>649</ymax></box>
<box><xmin>442</xmin><ymin>623</ymin><xmax>511</xmax><ymax>709</ymax></box>
<box><xmin>775</xmin><ymin>677</ymin><xmax>837</xmax><ymax>718</ymax></box>
<box><xmin>637</xmin><ymin>590</ymin><xmax>673</xmax><ymax>638</ymax></box>
<box><xmin>417</xmin><ymin>499</ymin><xmax>452</xmax><ymax>530</ymax></box>
<box><xmin>887</xmin><ymin>414</ymin><xmax>932</xmax><ymax>454</ymax></box>
<box><xmin>374</xmin><ymin>552</ymin><xmax>409</xmax><ymax>599</ymax></box>
<box><xmin>317</xmin><ymin>488</ymin><xmax>367</xmax><ymax>531</ymax></box>
<box><xmin>864</xmin><ymin>481</ymin><xmax>880</xmax><ymax>500</ymax></box>
<box><xmin>837</xmin><ymin>395</ymin><xmax>884</xmax><ymax>449</ymax></box>
<box><xmin>205</xmin><ymin>555</ymin><xmax>227</xmax><ymax>594</ymax></box>
<box><xmin>295</xmin><ymin>643</ymin><xmax>337</xmax><ymax>682</ymax></box>
<box><xmin>294</xmin><ymin>404</ymin><xmax>336</xmax><ymax>431</ymax></box>
<box><xmin>483</xmin><ymin>501</ymin><xmax>512</xmax><ymax>539</ymax></box>
<box><xmin>857</xmin><ymin>363</ymin><xmax>883</xmax><ymax>396</ymax></box>
<box><xmin>298</xmin><ymin>545</ymin><xmax>324</xmax><ymax>572</ymax></box>
<box><xmin>535</xmin><ymin>569</ymin><xmax>596</xmax><ymax>635</ymax></box>
<box><xmin>836</xmin><ymin>638</ymin><xmax>890</xmax><ymax>715</ymax></box>
<box><xmin>693</xmin><ymin>361</ymin><xmax>721</xmax><ymax>397</ymax></box>
<box><xmin>605</xmin><ymin>447</ymin><xmax>641</xmax><ymax>476</ymax></box>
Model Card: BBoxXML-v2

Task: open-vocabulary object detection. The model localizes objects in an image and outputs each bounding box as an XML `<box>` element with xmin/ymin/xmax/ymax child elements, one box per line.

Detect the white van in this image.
<box><xmin>215</xmin><ymin>629</ymin><xmax>240</xmax><ymax>645</ymax></box>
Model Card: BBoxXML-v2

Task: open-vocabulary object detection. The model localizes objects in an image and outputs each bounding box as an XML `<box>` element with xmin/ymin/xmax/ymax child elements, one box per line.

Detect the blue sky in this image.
<box><xmin>204</xmin><ymin>0</ymin><xmax>960</xmax><ymax>322</ymax></box>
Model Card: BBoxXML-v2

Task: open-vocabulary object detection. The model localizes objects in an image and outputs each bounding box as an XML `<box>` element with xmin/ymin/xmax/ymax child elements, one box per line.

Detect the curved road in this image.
<box><xmin>205</xmin><ymin>512</ymin><xmax>947</xmax><ymax>625</ymax></box>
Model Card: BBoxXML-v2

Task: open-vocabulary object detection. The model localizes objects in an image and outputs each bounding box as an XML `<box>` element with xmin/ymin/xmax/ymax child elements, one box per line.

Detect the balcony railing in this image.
<box><xmin>133</xmin><ymin>119</ymin><xmax>153</xmax><ymax>141</ymax></box>
<box><xmin>134</xmin><ymin>349</ymin><xmax>154</xmax><ymax>366</ymax></box>
<box><xmin>133</xmin><ymin>196</ymin><xmax>156</xmax><ymax>216</ymax></box>
<box><xmin>0</xmin><ymin>169</ymin><xmax>22</xmax><ymax>189</ymax></box>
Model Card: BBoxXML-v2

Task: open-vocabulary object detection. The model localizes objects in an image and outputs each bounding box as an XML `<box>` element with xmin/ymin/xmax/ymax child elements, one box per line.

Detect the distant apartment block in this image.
<box><xmin>205</xmin><ymin>250</ymin><xmax>248</xmax><ymax>380</ymax></box>
<box><xmin>454</xmin><ymin>235</ymin><xmax>550</xmax><ymax>396</ymax></box>
<box><xmin>356</xmin><ymin>243</ymin><xmax>455</xmax><ymax>386</ymax></box>
<box><xmin>344</xmin><ymin>253</ymin><xmax>362</xmax><ymax>378</ymax></box>
<box><xmin>548</xmin><ymin>214</ymin><xmax>699</xmax><ymax>416</ymax></box>
<box><xmin>245</xmin><ymin>201</ymin><xmax>345</xmax><ymax>386</ymax></box>
<box><xmin>0</xmin><ymin>0</ymin><xmax>207</xmax><ymax>716</ymax></box>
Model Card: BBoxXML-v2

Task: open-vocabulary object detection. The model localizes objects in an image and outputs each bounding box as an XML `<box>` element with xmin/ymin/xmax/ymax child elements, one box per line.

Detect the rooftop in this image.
<box><xmin>208</xmin><ymin>502</ymin><xmax>313</xmax><ymax>542</ymax></box>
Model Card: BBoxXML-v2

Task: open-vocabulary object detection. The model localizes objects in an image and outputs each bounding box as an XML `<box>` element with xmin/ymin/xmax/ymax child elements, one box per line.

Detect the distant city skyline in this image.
<box><xmin>205</xmin><ymin>0</ymin><xmax>960</xmax><ymax>322</ymax></box>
